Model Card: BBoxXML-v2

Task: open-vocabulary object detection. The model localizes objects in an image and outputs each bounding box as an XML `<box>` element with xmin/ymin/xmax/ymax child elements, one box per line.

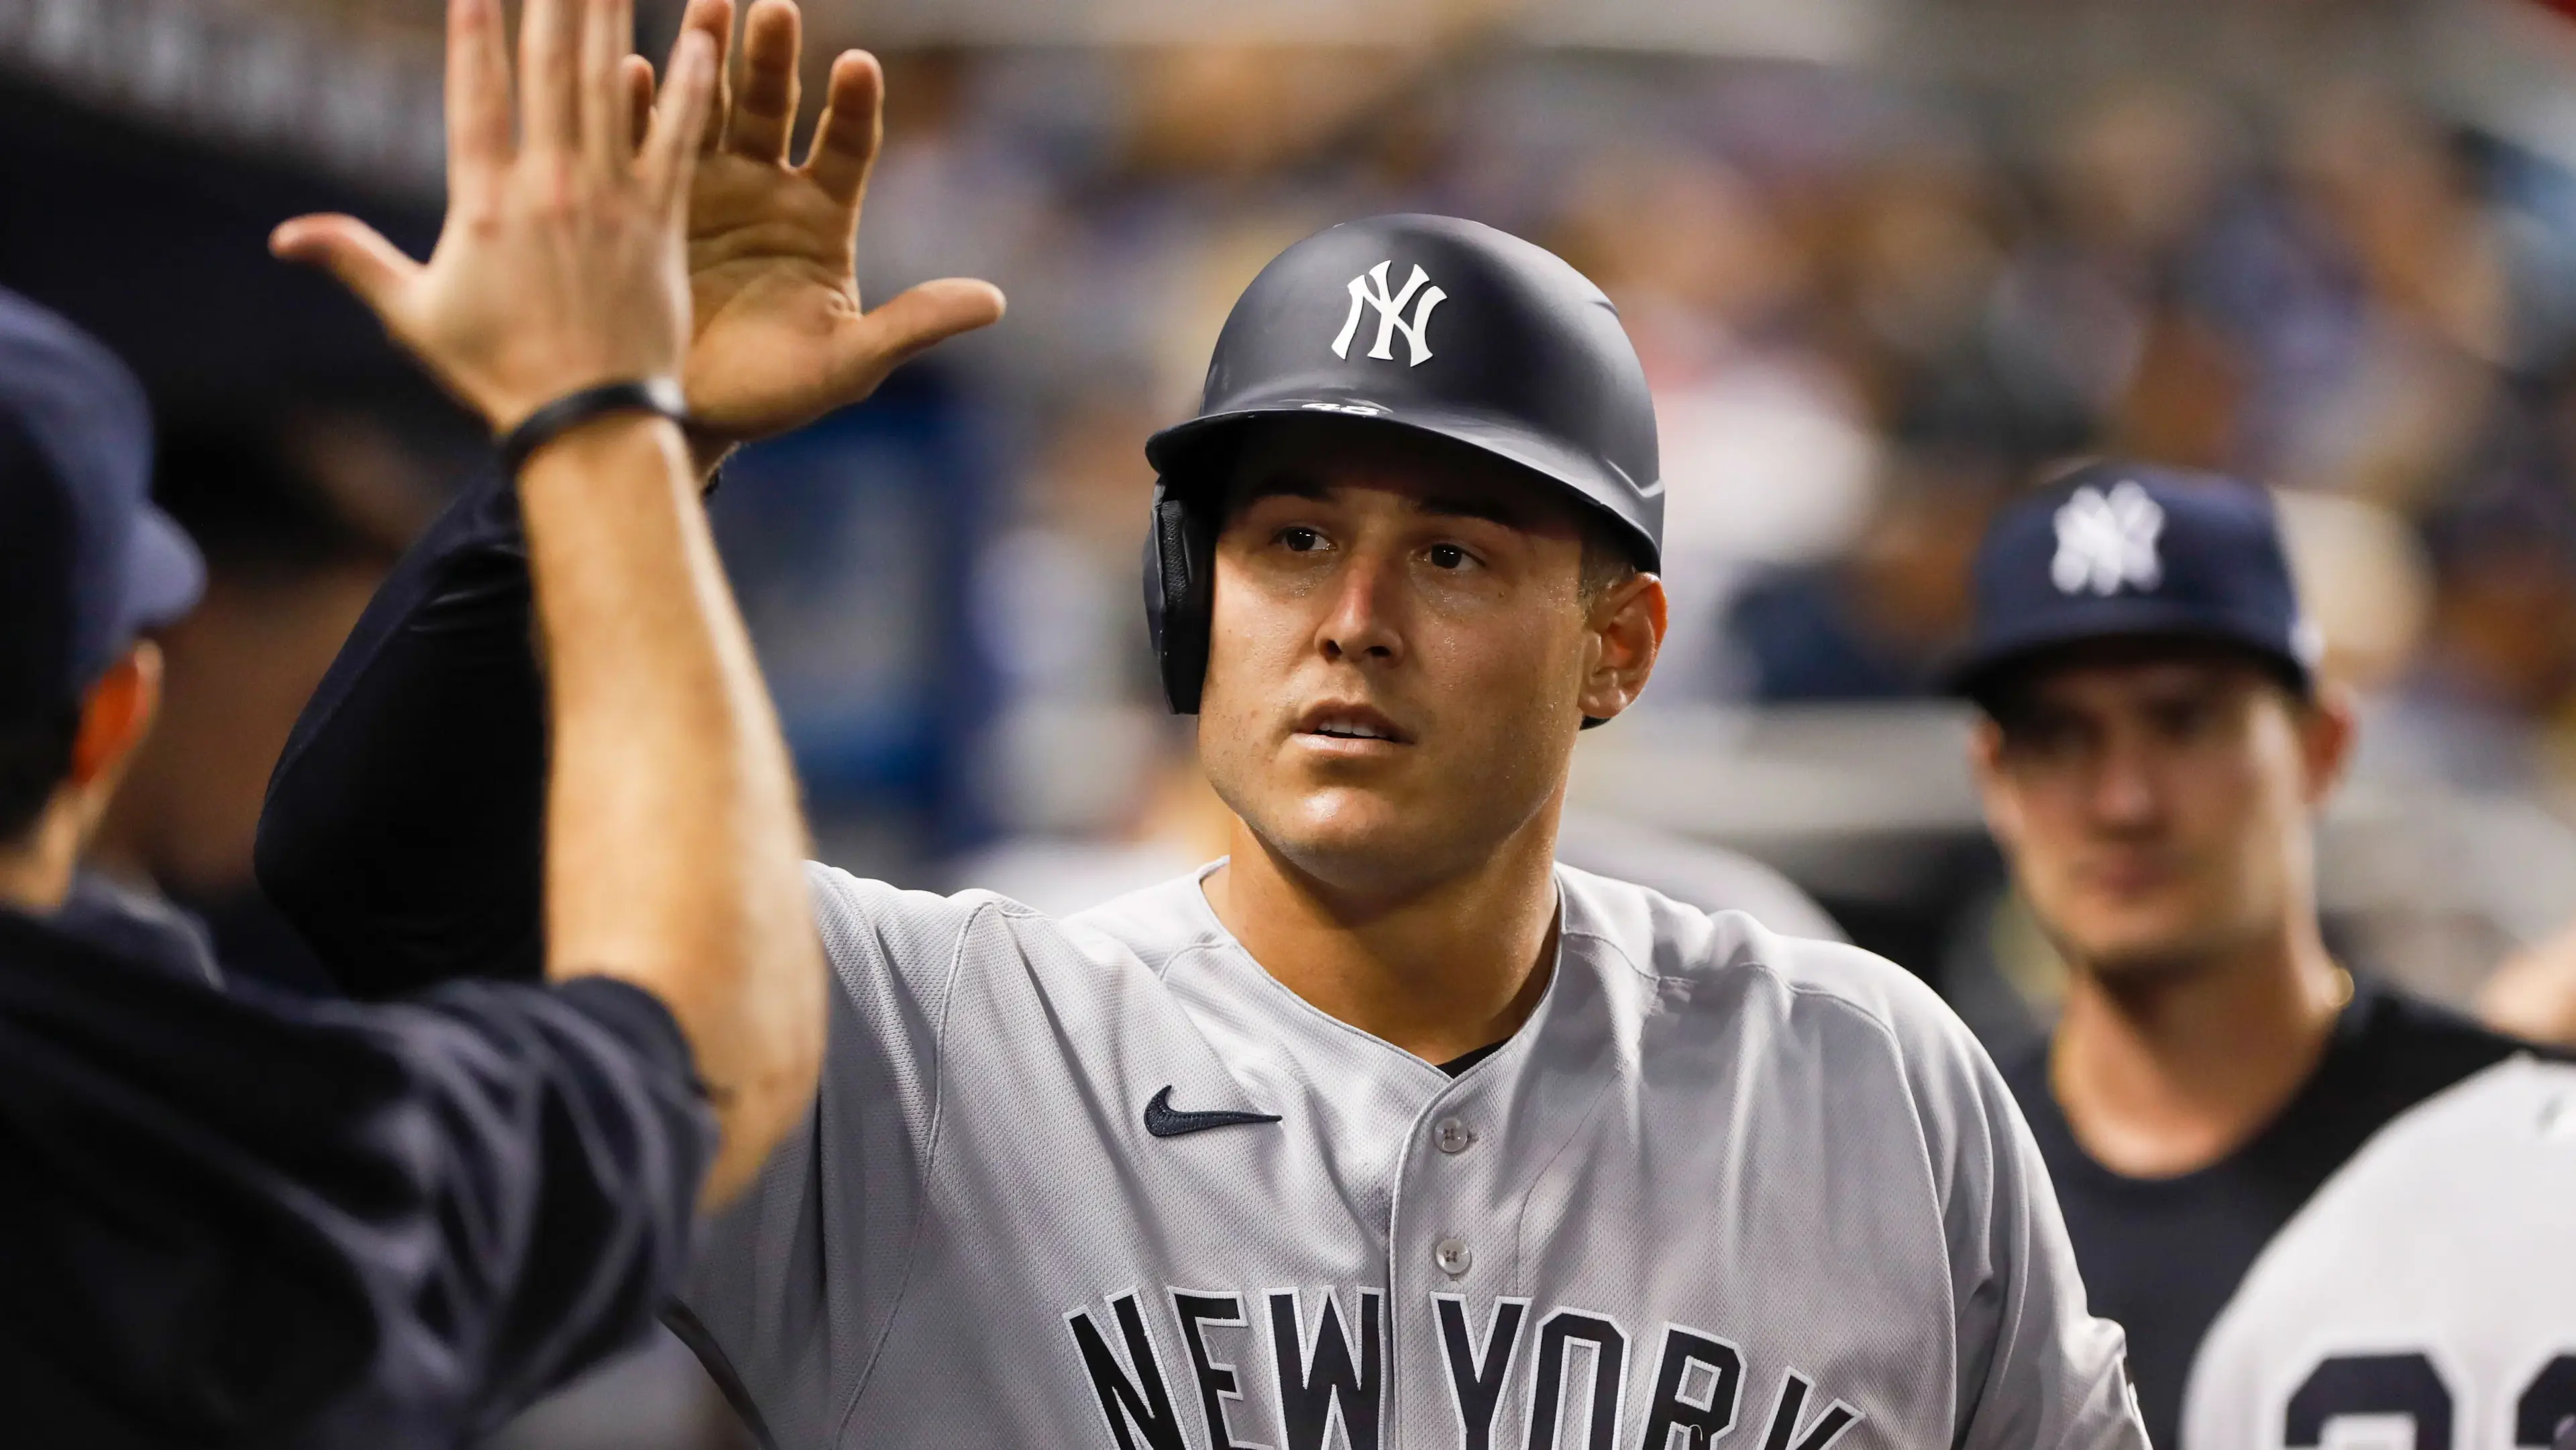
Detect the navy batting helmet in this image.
<box><xmin>1141</xmin><ymin>213</ymin><xmax>1662</xmax><ymax>716</ymax></box>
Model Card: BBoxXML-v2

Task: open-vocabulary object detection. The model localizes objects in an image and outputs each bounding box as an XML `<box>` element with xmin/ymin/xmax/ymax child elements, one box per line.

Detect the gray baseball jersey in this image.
<box><xmin>2181</xmin><ymin>1056</ymin><xmax>2576</xmax><ymax>1450</ymax></box>
<box><xmin>682</xmin><ymin>860</ymin><xmax>2145</xmax><ymax>1450</ymax></box>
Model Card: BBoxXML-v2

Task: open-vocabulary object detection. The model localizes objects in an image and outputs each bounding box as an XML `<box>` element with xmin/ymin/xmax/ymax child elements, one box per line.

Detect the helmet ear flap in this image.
<box><xmin>1144</xmin><ymin>482</ymin><xmax>1215</xmax><ymax>715</ymax></box>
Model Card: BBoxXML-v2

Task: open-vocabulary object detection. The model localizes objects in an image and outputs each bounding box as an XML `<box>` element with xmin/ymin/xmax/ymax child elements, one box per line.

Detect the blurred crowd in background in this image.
<box><xmin>17</xmin><ymin>0</ymin><xmax>2576</xmax><ymax>1442</ymax></box>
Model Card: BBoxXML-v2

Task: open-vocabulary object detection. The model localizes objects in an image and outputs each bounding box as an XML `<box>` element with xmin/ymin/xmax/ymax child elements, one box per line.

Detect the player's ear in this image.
<box><xmin>68</xmin><ymin>641</ymin><xmax>163</xmax><ymax>793</ymax></box>
<box><xmin>2294</xmin><ymin>678</ymin><xmax>2357</xmax><ymax>809</ymax></box>
<box><xmin>1576</xmin><ymin>571</ymin><xmax>1665</xmax><ymax>725</ymax></box>
<box><xmin>1968</xmin><ymin>715</ymin><xmax>2024</xmax><ymax>849</ymax></box>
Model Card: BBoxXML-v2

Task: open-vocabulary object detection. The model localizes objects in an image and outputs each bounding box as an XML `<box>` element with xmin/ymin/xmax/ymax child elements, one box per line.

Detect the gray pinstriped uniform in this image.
<box><xmin>682</xmin><ymin>862</ymin><xmax>2147</xmax><ymax>1450</ymax></box>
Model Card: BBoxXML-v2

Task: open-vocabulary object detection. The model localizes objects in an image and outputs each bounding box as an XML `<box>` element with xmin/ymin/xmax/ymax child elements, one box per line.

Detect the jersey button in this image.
<box><xmin>1434</xmin><ymin>1117</ymin><xmax>1474</xmax><ymax>1154</ymax></box>
<box><xmin>1434</xmin><ymin>1237</ymin><xmax>1472</xmax><ymax>1276</ymax></box>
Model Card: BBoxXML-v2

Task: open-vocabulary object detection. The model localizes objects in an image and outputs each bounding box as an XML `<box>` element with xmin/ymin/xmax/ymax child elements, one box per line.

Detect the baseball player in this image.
<box><xmin>257</xmin><ymin>7</ymin><xmax>2146</xmax><ymax>1447</ymax></box>
<box><xmin>1949</xmin><ymin>461</ymin><xmax>2556</xmax><ymax>1450</ymax></box>
<box><xmin>0</xmin><ymin>5</ymin><xmax>830</xmax><ymax>1443</ymax></box>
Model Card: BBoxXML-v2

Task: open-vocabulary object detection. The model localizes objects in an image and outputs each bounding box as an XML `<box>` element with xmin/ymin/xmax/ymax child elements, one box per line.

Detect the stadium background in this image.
<box><xmin>11</xmin><ymin>0</ymin><xmax>2576</xmax><ymax>1441</ymax></box>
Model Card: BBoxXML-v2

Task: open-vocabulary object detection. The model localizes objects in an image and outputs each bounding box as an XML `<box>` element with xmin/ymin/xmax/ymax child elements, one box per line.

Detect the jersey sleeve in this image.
<box><xmin>677</xmin><ymin>864</ymin><xmax>994</xmax><ymax>1449</ymax></box>
<box><xmin>254</xmin><ymin>466</ymin><xmax>549</xmax><ymax>996</ymax></box>
<box><xmin>1901</xmin><ymin>987</ymin><xmax>2147</xmax><ymax>1450</ymax></box>
<box><xmin>0</xmin><ymin>955</ymin><xmax>713</xmax><ymax>1442</ymax></box>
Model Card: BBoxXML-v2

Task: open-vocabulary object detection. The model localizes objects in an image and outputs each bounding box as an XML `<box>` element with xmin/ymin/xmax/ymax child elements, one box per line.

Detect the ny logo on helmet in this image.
<box><xmin>2051</xmin><ymin>481</ymin><xmax>2164</xmax><ymax>597</ymax></box>
<box><xmin>1332</xmin><ymin>261</ymin><xmax>1447</xmax><ymax>366</ymax></box>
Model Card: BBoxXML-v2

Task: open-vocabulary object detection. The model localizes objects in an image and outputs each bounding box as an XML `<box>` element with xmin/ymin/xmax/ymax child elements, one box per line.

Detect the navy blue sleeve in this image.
<box><xmin>0</xmin><ymin>938</ymin><xmax>713</xmax><ymax>1446</ymax></box>
<box><xmin>255</xmin><ymin>468</ymin><xmax>550</xmax><ymax>996</ymax></box>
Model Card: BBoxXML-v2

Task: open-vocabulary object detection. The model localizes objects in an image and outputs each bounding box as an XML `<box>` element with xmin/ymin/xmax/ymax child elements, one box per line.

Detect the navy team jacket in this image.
<box><xmin>0</xmin><ymin>872</ymin><xmax>714</xmax><ymax>1448</ymax></box>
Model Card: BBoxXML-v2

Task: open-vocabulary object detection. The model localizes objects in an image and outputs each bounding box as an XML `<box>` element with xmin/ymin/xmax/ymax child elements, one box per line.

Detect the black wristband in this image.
<box><xmin>496</xmin><ymin>378</ymin><xmax>691</xmax><ymax>476</ymax></box>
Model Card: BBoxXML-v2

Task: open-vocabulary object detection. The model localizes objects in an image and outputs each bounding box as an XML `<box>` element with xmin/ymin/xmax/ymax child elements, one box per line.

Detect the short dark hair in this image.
<box><xmin>1578</xmin><ymin>513</ymin><xmax>1646</xmax><ymax>607</ymax></box>
<box><xmin>1974</xmin><ymin>633</ymin><xmax>2313</xmax><ymax>736</ymax></box>
<box><xmin>0</xmin><ymin>705</ymin><xmax>79</xmax><ymax>845</ymax></box>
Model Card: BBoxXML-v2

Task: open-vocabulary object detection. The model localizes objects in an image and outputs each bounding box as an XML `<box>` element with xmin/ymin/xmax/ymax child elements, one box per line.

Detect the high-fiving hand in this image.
<box><xmin>657</xmin><ymin>0</ymin><xmax>1007</xmax><ymax>468</ymax></box>
<box><xmin>272</xmin><ymin>0</ymin><xmax>716</xmax><ymax>435</ymax></box>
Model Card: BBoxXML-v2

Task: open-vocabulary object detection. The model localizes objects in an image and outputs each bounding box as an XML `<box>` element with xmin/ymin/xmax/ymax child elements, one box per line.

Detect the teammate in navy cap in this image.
<box><xmin>1952</xmin><ymin>460</ymin><xmax>2557</xmax><ymax>1450</ymax></box>
<box><xmin>0</xmin><ymin>1</ymin><xmax>833</xmax><ymax>1442</ymax></box>
<box><xmin>0</xmin><ymin>291</ymin><xmax>203</xmax><ymax>733</ymax></box>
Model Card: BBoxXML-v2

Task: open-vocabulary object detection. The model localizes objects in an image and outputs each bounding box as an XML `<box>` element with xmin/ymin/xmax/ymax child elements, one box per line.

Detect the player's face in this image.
<box><xmin>1971</xmin><ymin>648</ymin><xmax>2349</xmax><ymax>980</ymax></box>
<box><xmin>1195</xmin><ymin>421</ymin><xmax>1657</xmax><ymax>897</ymax></box>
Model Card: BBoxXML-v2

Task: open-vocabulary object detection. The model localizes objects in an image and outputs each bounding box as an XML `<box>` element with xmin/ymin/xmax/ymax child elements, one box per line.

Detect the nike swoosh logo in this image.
<box><xmin>1143</xmin><ymin>1085</ymin><xmax>1282</xmax><ymax>1139</ymax></box>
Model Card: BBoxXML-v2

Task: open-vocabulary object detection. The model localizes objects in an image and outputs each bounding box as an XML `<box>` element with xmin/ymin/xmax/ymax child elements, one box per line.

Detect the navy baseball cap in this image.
<box><xmin>1947</xmin><ymin>460</ymin><xmax>2321</xmax><ymax>702</ymax></box>
<box><xmin>0</xmin><ymin>288</ymin><xmax>203</xmax><ymax>720</ymax></box>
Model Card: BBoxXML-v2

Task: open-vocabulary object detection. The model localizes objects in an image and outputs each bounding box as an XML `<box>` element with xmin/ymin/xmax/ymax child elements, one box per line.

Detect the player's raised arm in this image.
<box><xmin>271</xmin><ymin>0</ymin><xmax>818</xmax><ymax>1201</ymax></box>
<box><xmin>255</xmin><ymin>0</ymin><xmax>1002</xmax><ymax>1000</ymax></box>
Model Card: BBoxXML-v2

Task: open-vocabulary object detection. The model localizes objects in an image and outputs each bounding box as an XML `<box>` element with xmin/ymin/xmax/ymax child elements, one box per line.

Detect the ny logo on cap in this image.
<box><xmin>2051</xmin><ymin>481</ymin><xmax>2165</xmax><ymax>597</ymax></box>
<box><xmin>1332</xmin><ymin>261</ymin><xmax>1446</xmax><ymax>366</ymax></box>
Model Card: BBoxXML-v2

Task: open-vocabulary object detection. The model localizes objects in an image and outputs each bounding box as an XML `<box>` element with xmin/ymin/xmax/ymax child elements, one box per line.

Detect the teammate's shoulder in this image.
<box><xmin>1556</xmin><ymin>862</ymin><xmax>1951</xmax><ymax>1038</ymax></box>
<box><xmin>2370</xmin><ymin>1050</ymin><xmax>2576</xmax><ymax>1143</ymax></box>
<box><xmin>2345</xmin><ymin>982</ymin><xmax>2565</xmax><ymax>1096</ymax></box>
<box><xmin>2243</xmin><ymin>1053</ymin><xmax>2576</xmax><ymax>1272</ymax></box>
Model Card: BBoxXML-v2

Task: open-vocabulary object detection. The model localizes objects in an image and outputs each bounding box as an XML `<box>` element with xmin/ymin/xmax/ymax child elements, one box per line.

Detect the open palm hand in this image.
<box><xmin>662</xmin><ymin>0</ymin><xmax>1003</xmax><ymax>463</ymax></box>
